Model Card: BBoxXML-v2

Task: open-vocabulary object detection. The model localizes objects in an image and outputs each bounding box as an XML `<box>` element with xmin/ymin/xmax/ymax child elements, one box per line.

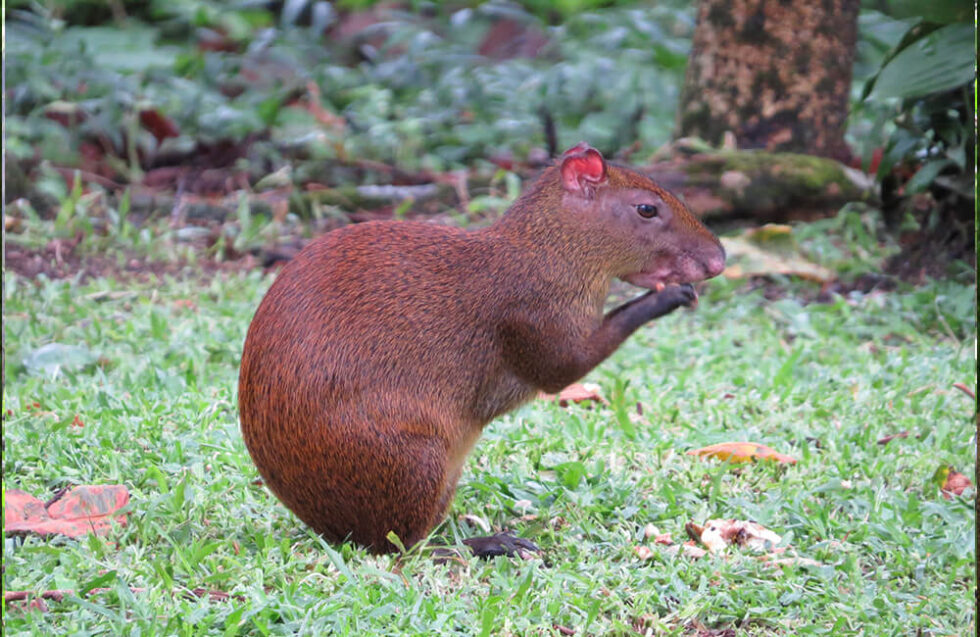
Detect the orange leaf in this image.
<box><xmin>4</xmin><ymin>485</ymin><xmax>129</xmax><ymax>538</ymax></box>
<box><xmin>686</xmin><ymin>441</ymin><xmax>797</xmax><ymax>465</ymax></box>
<box><xmin>4</xmin><ymin>490</ymin><xmax>48</xmax><ymax>528</ymax></box>
<box><xmin>941</xmin><ymin>470</ymin><xmax>972</xmax><ymax>499</ymax></box>
<box><xmin>539</xmin><ymin>383</ymin><xmax>607</xmax><ymax>407</ymax></box>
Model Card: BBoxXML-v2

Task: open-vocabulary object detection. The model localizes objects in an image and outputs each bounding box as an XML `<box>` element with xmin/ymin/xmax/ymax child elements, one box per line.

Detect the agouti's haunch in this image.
<box><xmin>238</xmin><ymin>143</ymin><xmax>725</xmax><ymax>554</ymax></box>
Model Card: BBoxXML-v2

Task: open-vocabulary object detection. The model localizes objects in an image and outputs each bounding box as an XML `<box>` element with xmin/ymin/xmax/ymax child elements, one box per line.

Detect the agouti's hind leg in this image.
<box><xmin>354</xmin><ymin>429</ymin><xmax>457</xmax><ymax>553</ymax></box>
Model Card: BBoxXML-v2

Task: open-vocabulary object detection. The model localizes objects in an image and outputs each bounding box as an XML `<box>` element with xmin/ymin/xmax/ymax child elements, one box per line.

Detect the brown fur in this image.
<box><xmin>238</xmin><ymin>147</ymin><xmax>725</xmax><ymax>552</ymax></box>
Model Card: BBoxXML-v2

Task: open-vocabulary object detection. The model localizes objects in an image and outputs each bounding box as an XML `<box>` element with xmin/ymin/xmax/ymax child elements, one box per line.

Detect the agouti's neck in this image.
<box><xmin>486</xmin><ymin>173</ymin><xmax>614</xmax><ymax>306</ymax></box>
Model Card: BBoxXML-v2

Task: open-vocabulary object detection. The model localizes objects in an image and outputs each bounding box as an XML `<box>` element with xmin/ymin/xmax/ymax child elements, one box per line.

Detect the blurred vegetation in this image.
<box><xmin>852</xmin><ymin>0</ymin><xmax>974</xmax><ymax>274</ymax></box>
<box><xmin>5</xmin><ymin>0</ymin><xmax>698</xmax><ymax>179</ymax></box>
<box><xmin>3</xmin><ymin>0</ymin><xmax>975</xmax><ymax>276</ymax></box>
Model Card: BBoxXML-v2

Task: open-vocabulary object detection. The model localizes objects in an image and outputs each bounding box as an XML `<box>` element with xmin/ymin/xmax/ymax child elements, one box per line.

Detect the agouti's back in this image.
<box><xmin>239</xmin><ymin>144</ymin><xmax>725</xmax><ymax>553</ymax></box>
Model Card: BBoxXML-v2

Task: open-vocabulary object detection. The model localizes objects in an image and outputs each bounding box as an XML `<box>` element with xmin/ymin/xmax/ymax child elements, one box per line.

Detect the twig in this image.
<box><xmin>50</xmin><ymin>167</ymin><xmax>123</xmax><ymax>191</ymax></box>
<box><xmin>953</xmin><ymin>382</ymin><xmax>976</xmax><ymax>400</ymax></box>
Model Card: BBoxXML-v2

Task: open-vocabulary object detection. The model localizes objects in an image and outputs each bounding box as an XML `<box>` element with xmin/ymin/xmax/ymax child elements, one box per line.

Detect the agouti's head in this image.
<box><xmin>558</xmin><ymin>143</ymin><xmax>726</xmax><ymax>289</ymax></box>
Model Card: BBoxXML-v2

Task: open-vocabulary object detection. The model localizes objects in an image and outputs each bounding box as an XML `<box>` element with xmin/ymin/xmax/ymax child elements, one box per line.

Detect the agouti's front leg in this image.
<box><xmin>500</xmin><ymin>284</ymin><xmax>697</xmax><ymax>393</ymax></box>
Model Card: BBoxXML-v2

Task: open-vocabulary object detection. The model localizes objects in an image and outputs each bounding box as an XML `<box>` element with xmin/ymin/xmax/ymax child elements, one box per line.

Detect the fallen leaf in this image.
<box><xmin>941</xmin><ymin>469</ymin><xmax>972</xmax><ymax>499</ymax></box>
<box><xmin>539</xmin><ymin>382</ymin><xmax>607</xmax><ymax>407</ymax></box>
<box><xmin>720</xmin><ymin>231</ymin><xmax>834</xmax><ymax>283</ymax></box>
<box><xmin>4</xmin><ymin>485</ymin><xmax>129</xmax><ymax>538</ymax></box>
<box><xmin>634</xmin><ymin>545</ymin><xmax>654</xmax><ymax>560</ymax></box>
<box><xmin>686</xmin><ymin>442</ymin><xmax>797</xmax><ymax>465</ymax></box>
<box><xmin>664</xmin><ymin>542</ymin><xmax>708</xmax><ymax>559</ymax></box>
<box><xmin>3</xmin><ymin>490</ymin><xmax>48</xmax><ymax>527</ymax></box>
<box><xmin>653</xmin><ymin>533</ymin><xmax>673</xmax><ymax>545</ymax></box>
<box><xmin>686</xmin><ymin>519</ymin><xmax>782</xmax><ymax>553</ymax></box>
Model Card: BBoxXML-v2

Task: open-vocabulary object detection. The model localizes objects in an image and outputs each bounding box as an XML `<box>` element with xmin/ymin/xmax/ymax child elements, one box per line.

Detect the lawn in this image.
<box><xmin>2</xmin><ymin>1</ymin><xmax>976</xmax><ymax>634</ymax></box>
<box><xmin>2</xmin><ymin>234</ymin><xmax>975</xmax><ymax>634</ymax></box>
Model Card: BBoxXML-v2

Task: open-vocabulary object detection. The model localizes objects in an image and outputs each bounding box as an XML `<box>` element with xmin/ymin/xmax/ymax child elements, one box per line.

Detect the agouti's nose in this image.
<box><xmin>704</xmin><ymin>242</ymin><xmax>726</xmax><ymax>278</ymax></box>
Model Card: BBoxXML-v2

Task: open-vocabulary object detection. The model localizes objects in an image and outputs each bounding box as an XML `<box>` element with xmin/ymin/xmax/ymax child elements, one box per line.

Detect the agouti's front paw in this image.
<box><xmin>670</xmin><ymin>282</ymin><xmax>698</xmax><ymax>308</ymax></box>
<box><xmin>643</xmin><ymin>283</ymin><xmax>698</xmax><ymax>318</ymax></box>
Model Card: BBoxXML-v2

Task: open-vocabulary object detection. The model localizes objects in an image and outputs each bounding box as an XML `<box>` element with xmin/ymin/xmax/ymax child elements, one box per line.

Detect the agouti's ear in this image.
<box><xmin>560</xmin><ymin>143</ymin><xmax>607</xmax><ymax>197</ymax></box>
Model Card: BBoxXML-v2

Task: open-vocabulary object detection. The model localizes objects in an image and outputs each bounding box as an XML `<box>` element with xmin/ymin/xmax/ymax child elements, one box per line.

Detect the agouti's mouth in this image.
<box><xmin>620</xmin><ymin>270</ymin><xmax>673</xmax><ymax>290</ymax></box>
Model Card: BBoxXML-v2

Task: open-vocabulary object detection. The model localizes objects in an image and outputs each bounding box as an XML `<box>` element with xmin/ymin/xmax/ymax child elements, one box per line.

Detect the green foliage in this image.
<box><xmin>5</xmin><ymin>2</ymin><xmax>696</xmax><ymax>177</ymax></box>
<box><xmin>866</xmin><ymin>24</ymin><xmax>974</xmax><ymax>101</ymax></box>
<box><xmin>854</xmin><ymin>3</ymin><xmax>974</xmax><ymax>201</ymax></box>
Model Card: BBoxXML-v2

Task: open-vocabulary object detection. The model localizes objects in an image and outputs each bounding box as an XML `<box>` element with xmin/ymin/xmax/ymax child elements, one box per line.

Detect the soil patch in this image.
<box><xmin>4</xmin><ymin>237</ymin><xmax>272</xmax><ymax>284</ymax></box>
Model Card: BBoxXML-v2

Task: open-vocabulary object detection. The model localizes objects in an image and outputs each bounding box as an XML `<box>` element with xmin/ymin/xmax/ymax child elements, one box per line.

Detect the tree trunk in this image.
<box><xmin>676</xmin><ymin>0</ymin><xmax>860</xmax><ymax>162</ymax></box>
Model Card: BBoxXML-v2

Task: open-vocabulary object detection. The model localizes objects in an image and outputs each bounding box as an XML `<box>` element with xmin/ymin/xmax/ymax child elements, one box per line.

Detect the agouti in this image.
<box><xmin>238</xmin><ymin>143</ymin><xmax>725</xmax><ymax>554</ymax></box>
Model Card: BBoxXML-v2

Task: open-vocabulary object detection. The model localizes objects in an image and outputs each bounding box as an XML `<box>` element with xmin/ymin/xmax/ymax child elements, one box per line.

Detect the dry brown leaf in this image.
<box><xmin>941</xmin><ymin>469</ymin><xmax>972</xmax><ymax>499</ymax></box>
<box><xmin>720</xmin><ymin>233</ymin><xmax>834</xmax><ymax>283</ymax></box>
<box><xmin>538</xmin><ymin>382</ymin><xmax>607</xmax><ymax>407</ymax></box>
<box><xmin>664</xmin><ymin>542</ymin><xmax>708</xmax><ymax>559</ymax></box>
<box><xmin>686</xmin><ymin>441</ymin><xmax>797</xmax><ymax>465</ymax></box>
<box><xmin>686</xmin><ymin>519</ymin><xmax>783</xmax><ymax>553</ymax></box>
<box><xmin>4</xmin><ymin>485</ymin><xmax>129</xmax><ymax>538</ymax></box>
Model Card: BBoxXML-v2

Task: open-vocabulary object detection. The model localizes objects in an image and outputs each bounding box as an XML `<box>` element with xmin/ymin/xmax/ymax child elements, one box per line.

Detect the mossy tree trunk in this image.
<box><xmin>676</xmin><ymin>0</ymin><xmax>860</xmax><ymax>162</ymax></box>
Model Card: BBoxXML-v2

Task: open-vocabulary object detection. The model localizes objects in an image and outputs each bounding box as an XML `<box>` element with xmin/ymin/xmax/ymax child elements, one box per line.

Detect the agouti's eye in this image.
<box><xmin>636</xmin><ymin>203</ymin><xmax>659</xmax><ymax>219</ymax></box>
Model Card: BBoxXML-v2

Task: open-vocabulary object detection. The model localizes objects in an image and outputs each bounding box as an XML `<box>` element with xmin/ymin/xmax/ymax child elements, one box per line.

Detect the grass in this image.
<box><xmin>2</xmin><ymin>230</ymin><xmax>975</xmax><ymax>635</ymax></box>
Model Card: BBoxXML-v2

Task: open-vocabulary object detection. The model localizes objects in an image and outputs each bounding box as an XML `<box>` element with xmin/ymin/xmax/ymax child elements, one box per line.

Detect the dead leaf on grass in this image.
<box><xmin>720</xmin><ymin>226</ymin><xmax>834</xmax><ymax>283</ymax></box>
<box><xmin>687</xmin><ymin>441</ymin><xmax>797</xmax><ymax>465</ymax></box>
<box><xmin>940</xmin><ymin>468</ymin><xmax>972</xmax><ymax>499</ymax></box>
<box><xmin>538</xmin><ymin>382</ymin><xmax>607</xmax><ymax>407</ymax></box>
<box><xmin>663</xmin><ymin>541</ymin><xmax>708</xmax><ymax>559</ymax></box>
<box><xmin>634</xmin><ymin>545</ymin><xmax>655</xmax><ymax>560</ymax></box>
<box><xmin>686</xmin><ymin>519</ymin><xmax>782</xmax><ymax>553</ymax></box>
<box><xmin>4</xmin><ymin>485</ymin><xmax>129</xmax><ymax>538</ymax></box>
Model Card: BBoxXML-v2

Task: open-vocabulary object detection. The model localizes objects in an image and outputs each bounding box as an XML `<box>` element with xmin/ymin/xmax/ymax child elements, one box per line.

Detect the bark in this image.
<box><xmin>677</xmin><ymin>0</ymin><xmax>860</xmax><ymax>161</ymax></box>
